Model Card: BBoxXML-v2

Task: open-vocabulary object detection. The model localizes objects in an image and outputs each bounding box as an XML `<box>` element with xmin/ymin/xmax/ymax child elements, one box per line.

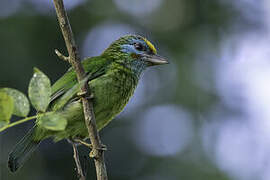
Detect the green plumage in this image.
<box><xmin>33</xmin><ymin>55</ymin><xmax>138</xmax><ymax>141</ymax></box>
<box><xmin>8</xmin><ymin>35</ymin><xmax>168</xmax><ymax>172</ymax></box>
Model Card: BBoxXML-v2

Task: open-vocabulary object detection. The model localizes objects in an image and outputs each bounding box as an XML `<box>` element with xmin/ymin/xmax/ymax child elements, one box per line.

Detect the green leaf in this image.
<box><xmin>0</xmin><ymin>121</ymin><xmax>8</xmax><ymax>129</ymax></box>
<box><xmin>37</xmin><ymin>112</ymin><xmax>67</xmax><ymax>131</ymax></box>
<box><xmin>0</xmin><ymin>88</ymin><xmax>30</xmax><ymax>117</ymax></box>
<box><xmin>28</xmin><ymin>68</ymin><xmax>51</xmax><ymax>112</ymax></box>
<box><xmin>0</xmin><ymin>92</ymin><xmax>14</xmax><ymax>122</ymax></box>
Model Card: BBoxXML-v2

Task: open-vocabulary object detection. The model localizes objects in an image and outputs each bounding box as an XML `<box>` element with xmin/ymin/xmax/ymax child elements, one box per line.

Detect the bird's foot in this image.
<box><xmin>77</xmin><ymin>91</ymin><xmax>87</xmax><ymax>98</ymax></box>
<box><xmin>71</xmin><ymin>138</ymin><xmax>107</xmax><ymax>159</ymax></box>
<box><xmin>89</xmin><ymin>144</ymin><xmax>107</xmax><ymax>158</ymax></box>
<box><xmin>87</xmin><ymin>93</ymin><xmax>94</xmax><ymax>100</ymax></box>
<box><xmin>73</xmin><ymin>139</ymin><xmax>107</xmax><ymax>150</ymax></box>
<box><xmin>98</xmin><ymin>144</ymin><xmax>107</xmax><ymax>151</ymax></box>
<box><xmin>77</xmin><ymin>91</ymin><xmax>94</xmax><ymax>100</ymax></box>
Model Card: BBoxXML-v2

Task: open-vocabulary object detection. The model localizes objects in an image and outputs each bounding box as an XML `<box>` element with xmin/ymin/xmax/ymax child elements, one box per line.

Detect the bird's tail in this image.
<box><xmin>8</xmin><ymin>126</ymin><xmax>40</xmax><ymax>172</ymax></box>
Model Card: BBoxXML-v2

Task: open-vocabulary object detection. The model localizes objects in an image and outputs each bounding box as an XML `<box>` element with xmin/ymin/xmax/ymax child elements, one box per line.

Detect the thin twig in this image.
<box><xmin>74</xmin><ymin>139</ymin><xmax>93</xmax><ymax>148</ymax></box>
<box><xmin>55</xmin><ymin>49</ymin><xmax>69</xmax><ymax>61</ymax></box>
<box><xmin>52</xmin><ymin>1</ymin><xmax>108</xmax><ymax>180</ymax></box>
<box><xmin>71</xmin><ymin>142</ymin><xmax>86</xmax><ymax>180</ymax></box>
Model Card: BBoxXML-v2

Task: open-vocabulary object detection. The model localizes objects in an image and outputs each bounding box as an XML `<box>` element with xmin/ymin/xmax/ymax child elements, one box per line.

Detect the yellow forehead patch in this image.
<box><xmin>143</xmin><ymin>38</ymin><xmax>157</xmax><ymax>54</ymax></box>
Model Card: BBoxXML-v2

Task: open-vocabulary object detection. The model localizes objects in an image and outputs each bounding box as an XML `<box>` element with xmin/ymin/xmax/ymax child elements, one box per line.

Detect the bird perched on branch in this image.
<box><xmin>8</xmin><ymin>35</ymin><xmax>168</xmax><ymax>172</ymax></box>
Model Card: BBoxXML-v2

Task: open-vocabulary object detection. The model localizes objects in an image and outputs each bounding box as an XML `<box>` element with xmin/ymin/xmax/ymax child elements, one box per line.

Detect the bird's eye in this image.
<box><xmin>134</xmin><ymin>43</ymin><xmax>144</xmax><ymax>51</ymax></box>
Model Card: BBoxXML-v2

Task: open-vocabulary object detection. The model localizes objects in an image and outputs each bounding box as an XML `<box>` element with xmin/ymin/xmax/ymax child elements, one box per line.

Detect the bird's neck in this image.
<box><xmin>101</xmin><ymin>50</ymin><xmax>146</xmax><ymax>78</ymax></box>
<box><xmin>111</xmin><ymin>60</ymin><xmax>146</xmax><ymax>79</ymax></box>
<box><xmin>129</xmin><ymin>60</ymin><xmax>147</xmax><ymax>78</ymax></box>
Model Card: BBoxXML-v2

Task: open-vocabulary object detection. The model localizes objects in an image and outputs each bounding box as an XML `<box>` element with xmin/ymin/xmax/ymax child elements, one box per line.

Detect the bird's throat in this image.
<box><xmin>130</xmin><ymin>60</ymin><xmax>147</xmax><ymax>79</ymax></box>
<box><xmin>113</xmin><ymin>59</ymin><xmax>146</xmax><ymax>79</ymax></box>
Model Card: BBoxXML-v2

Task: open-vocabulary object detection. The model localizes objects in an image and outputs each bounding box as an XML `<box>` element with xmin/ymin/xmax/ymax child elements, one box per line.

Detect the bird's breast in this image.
<box><xmin>90</xmin><ymin>69</ymin><xmax>138</xmax><ymax>130</ymax></box>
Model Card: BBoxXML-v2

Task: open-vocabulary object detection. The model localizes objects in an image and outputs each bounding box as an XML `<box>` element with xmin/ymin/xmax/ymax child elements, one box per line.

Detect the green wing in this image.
<box><xmin>49</xmin><ymin>56</ymin><xmax>111</xmax><ymax>110</ymax></box>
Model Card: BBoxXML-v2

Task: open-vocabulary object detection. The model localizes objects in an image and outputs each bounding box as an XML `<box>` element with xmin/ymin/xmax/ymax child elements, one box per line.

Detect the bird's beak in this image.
<box><xmin>142</xmin><ymin>54</ymin><xmax>169</xmax><ymax>66</ymax></box>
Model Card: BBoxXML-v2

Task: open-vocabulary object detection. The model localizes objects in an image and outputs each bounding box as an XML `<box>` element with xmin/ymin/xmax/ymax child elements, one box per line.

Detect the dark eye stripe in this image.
<box><xmin>134</xmin><ymin>43</ymin><xmax>144</xmax><ymax>51</ymax></box>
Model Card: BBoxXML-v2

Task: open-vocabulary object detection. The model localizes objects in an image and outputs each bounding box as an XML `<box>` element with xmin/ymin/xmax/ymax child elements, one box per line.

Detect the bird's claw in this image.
<box><xmin>73</xmin><ymin>139</ymin><xmax>107</xmax><ymax>151</ymax></box>
<box><xmin>89</xmin><ymin>144</ymin><xmax>107</xmax><ymax>158</ymax></box>
<box><xmin>77</xmin><ymin>91</ymin><xmax>87</xmax><ymax>98</ymax></box>
<box><xmin>86</xmin><ymin>93</ymin><xmax>94</xmax><ymax>100</ymax></box>
<box><xmin>99</xmin><ymin>144</ymin><xmax>107</xmax><ymax>151</ymax></box>
<box><xmin>77</xmin><ymin>91</ymin><xmax>94</xmax><ymax>100</ymax></box>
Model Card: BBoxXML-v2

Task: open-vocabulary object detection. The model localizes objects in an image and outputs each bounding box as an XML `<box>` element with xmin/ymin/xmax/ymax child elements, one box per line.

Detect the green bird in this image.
<box><xmin>8</xmin><ymin>35</ymin><xmax>168</xmax><ymax>172</ymax></box>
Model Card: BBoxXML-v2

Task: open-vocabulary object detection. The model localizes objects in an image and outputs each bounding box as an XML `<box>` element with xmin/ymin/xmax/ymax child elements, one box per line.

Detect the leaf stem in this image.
<box><xmin>0</xmin><ymin>115</ymin><xmax>39</xmax><ymax>132</ymax></box>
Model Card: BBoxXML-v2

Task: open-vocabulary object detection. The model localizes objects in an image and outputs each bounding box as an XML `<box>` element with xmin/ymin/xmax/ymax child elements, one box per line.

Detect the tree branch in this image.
<box><xmin>71</xmin><ymin>141</ymin><xmax>86</xmax><ymax>180</ymax></box>
<box><xmin>52</xmin><ymin>1</ymin><xmax>108</xmax><ymax>180</ymax></box>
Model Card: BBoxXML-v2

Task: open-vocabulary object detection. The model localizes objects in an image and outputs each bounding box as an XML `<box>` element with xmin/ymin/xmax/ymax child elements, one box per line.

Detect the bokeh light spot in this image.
<box><xmin>0</xmin><ymin>0</ymin><xmax>22</xmax><ymax>18</ymax></box>
<box><xmin>27</xmin><ymin>0</ymin><xmax>86</xmax><ymax>14</ymax></box>
<box><xmin>214</xmin><ymin>120</ymin><xmax>264</xmax><ymax>180</ymax></box>
<box><xmin>133</xmin><ymin>105</ymin><xmax>193</xmax><ymax>156</ymax></box>
<box><xmin>113</xmin><ymin>0</ymin><xmax>163</xmax><ymax>17</ymax></box>
<box><xmin>82</xmin><ymin>22</ymin><xmax>136</xmax><ymax>58</ymax></box>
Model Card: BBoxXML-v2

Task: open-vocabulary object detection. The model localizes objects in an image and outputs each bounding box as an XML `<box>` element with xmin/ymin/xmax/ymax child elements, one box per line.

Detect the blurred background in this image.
<box><xmin>0</xmin><ymin>0</ymin><xmax>269</xmax><ymax>179</ymax></box>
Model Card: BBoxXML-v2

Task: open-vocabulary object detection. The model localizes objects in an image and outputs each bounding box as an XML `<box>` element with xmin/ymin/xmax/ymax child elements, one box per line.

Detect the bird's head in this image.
<box><xmin>102</xmin><ymin>35</ymin><xmax>168</xmax><ymax>76</ymax></box>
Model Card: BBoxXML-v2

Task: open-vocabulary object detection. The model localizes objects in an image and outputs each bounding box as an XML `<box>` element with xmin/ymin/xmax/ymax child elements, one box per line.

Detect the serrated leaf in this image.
<box><xmin>0</xmin><ymin>92</ymin><xmax>14</xmax><ymax>122</ymax></box>
<box><xmin>0</xmin><ymin>88</ymin><xmax>30</xmax><ymax>117</ymax></box>
<box><xmin>28</xmin><ymin>68</ymin><xmax>51</xmax><ymax>112</ymax></box>
<box><xmin>37</xmin><ymin>112</ymin><xmax>67</xmax><ymax>131</ymax></box>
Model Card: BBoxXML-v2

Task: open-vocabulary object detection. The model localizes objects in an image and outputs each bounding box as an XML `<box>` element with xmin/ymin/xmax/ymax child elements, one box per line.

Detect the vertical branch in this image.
<box><xmin>72</xmin><ymin>142</ymin><xmax>86</xmax><ymax>180</ymax></box>
<box><xmin>52</xmin><ymin>1</ymin><xmax>108</xmax><ymax>180</ymax></box>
